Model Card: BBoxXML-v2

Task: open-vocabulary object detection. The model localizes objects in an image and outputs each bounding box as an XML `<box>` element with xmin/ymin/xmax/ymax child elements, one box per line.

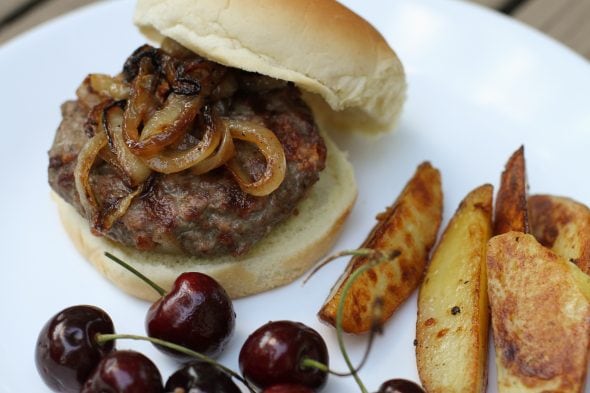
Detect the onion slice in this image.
<box><xmin>190</xmin><ymin>117</ymin><xmax>235</xmax><ymax>175</ymax></box>
<box><xmin>122</xmin><ymin>59</ymin><xmax>159</xmax><ymax>153</ymax></box>
<box><xmin>143</xmin><ymin>105</ymin><xmax>221</xmax><ymax>174</ymax></box>
<box><xmin>103</xmin><ymin>102</ymin><xmax>152</xmax><ymax>187</ymax></box>
<box><xmin>89</xmin><ymin>74</ymin><xmax>130</xmax><ymax>100</ymax></box>
<box><xmin>75</xmin><ymin>127</ymin><xmax>146</xmax><ymax>234</ymax></box>
<box><xmin>74</xmin><ymin>131</ymin><xmax>108</xmax><ymax>234</ymax></box>
<box><xmin>160</xmin><ymin>38</ymin><xmax>194</xmax><ymax>59</ymax></box>
<box><xmin>224</xmin><ymin>119</ymin><xmax>287</xmax><ymax>197</ymax></box>
<box><xmin>76</xmin><ymin>76</ymin><xmax>104</xmax><ymax>110</ymax></box>
<box><xmin>126</xmin><ymin>93</ymin><xmax>203</xmax><ymax>157</ymax></box>
<box><xmin>100</xmin><ymin>185</ymin><xmax>144</xmax><ymax>231</ymax></box>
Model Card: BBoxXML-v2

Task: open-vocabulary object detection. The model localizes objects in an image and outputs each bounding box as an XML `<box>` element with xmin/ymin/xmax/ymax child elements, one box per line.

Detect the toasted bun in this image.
<box><xmin>54</xmin><ymin>133</ymin><xmax>356</xmax><ymax>301</ymax></box>
<box><xmin>133</xmin><ymin>0</ymin><xmax>406</xmax><ymax>134</ymax></box>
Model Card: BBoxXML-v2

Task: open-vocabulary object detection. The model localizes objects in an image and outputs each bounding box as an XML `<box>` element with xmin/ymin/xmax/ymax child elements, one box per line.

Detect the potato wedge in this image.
<box><xmin>529</xmin><ymin>194</ymin><xmax>590</xmax><ymax>275</ymax></box>
<box><xmin>416</xmin><ymin>184</ymin><xmax>493</xmax><ymax>393</ymax></box>
<box><xmin>494</xmin><ymin>146</ymin><xmax>529</xmax><ymax>235</ymax></box>
<box><xmin>487</xmin><ymin>232</ymin><xmax>590</xmax><ymax>392</ymax></box>
<box><xmin>318</xmin><ymin>162</ymin><xmax>443</xmax><ymax>334</ymax></box>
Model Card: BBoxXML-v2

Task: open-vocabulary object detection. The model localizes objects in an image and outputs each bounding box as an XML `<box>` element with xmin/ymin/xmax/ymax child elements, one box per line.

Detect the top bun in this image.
<box><xmin>134</xmin><ymin>0</ymin><xmax>406</xmax><ymax>134</ymax></box>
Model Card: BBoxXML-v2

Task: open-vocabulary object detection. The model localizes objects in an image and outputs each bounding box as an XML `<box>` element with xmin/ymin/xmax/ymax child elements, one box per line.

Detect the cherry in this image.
<box><xmin>165</xmin><ymin>360</ymin><xmax>241</xmax><ymax>393</ymax></box>
<box><xmin>262</xmin><ymin>384</ymin><xmax>316</xmax><ymax>393</ymax></box>
<box><xmin>376</xmin><ymin>379</ymin><xmax>425</xmax><ymax>393</ymax></box>
<box><xmin>81</xmin><ymin>350</ymin><xmax>163</xmax><ymax>392</ymax></box>
<box><xmin>146</xmin><ymin>272</ymin><xmax>235</xmax><ymax>360</ymax></box>
<box><xmin>35</xmin><ymin>305</ymin><xmax>115</xmax><ymax>392</ymax></box>
<box><xmin>239</xmin><ymin>320</ymin><xmax>329</xmax><ymax>391</ymax></box>
<box><xmin>104</xmin><ymin>253</ymin><xmax>236</xmax><ymax>361</ymax></box>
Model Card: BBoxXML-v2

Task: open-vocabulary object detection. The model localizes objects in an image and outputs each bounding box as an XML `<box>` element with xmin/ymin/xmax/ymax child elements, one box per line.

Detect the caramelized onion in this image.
<box><xmin>74</xmin><ymin>131</ymin><xmax>107</xmax><ymax>233</ymax></box>
<box><xmin>78</xmin><ymin>42</ymin><xmax>290</xmax><ymax>217</ymax></box>
<box><xmin>89</xmin><ymin>74</ymin><xmax>130</xmax><ymax>100</ymax></box>
<box><xmin>75</xmin><ymin>126</ymin><xmax>146</xmax><ymax>234</ymax></box>
<box><xmin>160</xmin><ymin>38</ymin><xmax>194</xmax><ymax>59</ymax></box>
<box><xmin>126</xmin><ymin>90</ymin><xmax>203</xmax><ymax>157</ymax></box>
<box><xmin>144</xmin><ymin>105</ymin><xmax>221</xmax><ymax>173</ymax></box>
<box><xmin>141</xmin><ymin>94</ymin><xmax>201</xmax><ymax>140</ymax></box>
<box><xmin>190</xmin><ymin>117</ymin><xmax>235</xmax><ymax>175</ymax></box>
<box><xmin>224</xmin><ymin>119</ymin><xmax>287</xmax><ymax>196</ymax></box>
<box><xmin>100</xmin><ymin>185</ymin><xmax>144</xmax><ymax>231</ymax></box>
<box><xmin>103</xmin><ymin>102</ymin><xmax>151</xmax><ymax>186</ymax></box>
<box><xmin>76</xmin><ymin>76</ymin><xmax>104</xmax><ymax>110</ymax></box>
<box><xmin>123</xmin><ymin>59</ymin><xmax>160</xmax><ymax>153</ymax></box>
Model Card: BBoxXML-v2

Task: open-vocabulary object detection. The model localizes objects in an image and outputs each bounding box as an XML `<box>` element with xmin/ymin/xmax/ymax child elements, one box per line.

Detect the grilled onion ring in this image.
<box><xmin>125</xmin><ymin>93</ymin><xmax>203</xmax><ymax>158</ymax></box>
<box><xmin>103</xmin><ymin>101</ymin><xmax>151</xmax><ymax>186</ymax></box>
<box><xmin>143</xmin><ymin>105</ymin><xmax>221</xmax><ymax>173</ymax></box>
<box><xmin>89</xmin><ymin>74</ymin><xmax>130</xmax><ymax>100</ymax></box>
<box><xmin>122</xmin><ymin>58</ymin><xmax>160</xmax><ymax>154</ymax></box>
<box><xmin>190</xmin><ymin>116</ymin><xmax>235</xmax><ymax>175</ymax></box>
<box><xmin>224</xmin><ymin>119</ymin><xmax>287</xmax><ymax>197</ymax></box>
<box><xmin>74</xmin><ymin>130</ymin><xmax>107</xmax><ymax>234</ymax></box>
<box><xmin>100</xmin><ymin>185</ymin><xmax>145</xmax><ymax>231</ymax></box>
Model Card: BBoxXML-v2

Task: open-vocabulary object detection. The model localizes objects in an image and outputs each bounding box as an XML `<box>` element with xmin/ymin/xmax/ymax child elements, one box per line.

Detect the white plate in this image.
<box><xmin>1</xmin><ymin>0</ymin><xmax>589</xmax><ymax>391</ymax></box>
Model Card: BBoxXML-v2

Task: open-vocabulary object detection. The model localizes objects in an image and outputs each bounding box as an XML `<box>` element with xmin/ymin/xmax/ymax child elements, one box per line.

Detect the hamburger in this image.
<box><xmin>48</xmin><ymin>0</ymin><xmax>406</xmax><ymax>301</ymax></box>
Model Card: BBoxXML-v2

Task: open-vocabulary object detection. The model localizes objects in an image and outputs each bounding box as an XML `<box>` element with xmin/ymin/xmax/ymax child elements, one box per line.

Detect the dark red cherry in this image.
<box><xmin>262</xmin><ymin>384</ymin><xmax>316</xmax><ymax>393</ymax></box>
<box><xmin>81</xmin><ymin>350</ymin><xmax>163</xmax><ymax>393</ymax></box>
<box><xmin>239</xmin><ymin>320</ymin><xmax>329</xmax><ymax>391</ymax></box>
<box><xmin>376</xmin><ymin>379</ymin><xmax>425</xmax><ymax>393</ymax></box>
<box><xmin>146</xmin><ymin>272</ymin><xmax>235</xmax><ymax>360</ymax></box>
<box><xmin>165</xmin><ymin>360</ymin><xmax>240</xmax><ymax>393</ymax></box>
<box><xmin>35</xmin><ymin>305</ymin><xmax>115</xmax><ymax>392</ymax></box>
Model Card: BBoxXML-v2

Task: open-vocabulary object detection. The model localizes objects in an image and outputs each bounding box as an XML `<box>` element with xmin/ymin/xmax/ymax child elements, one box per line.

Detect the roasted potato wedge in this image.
<box><xmin>318</xmin><ymin>162</ymin><xmax>443</xmax><ymax>333</ymax></box>
<box><xmin>487</xmin><ymin>232</ymin><xmax>590</xmax><ymax>392</ymax></box>
<box><xmin>416</xmin><ymin>184</ymin><xmax>493</xmax><ymax>393</ymax></box>
<box><xmin>529</xmin><ymin>194</ymin><xmax>590</xmax><ymax>275</ymax></box>
<box><xmin>494</xmin><ymin>146</ymin><xmax>529</xmax><ymax>235</ymax></box>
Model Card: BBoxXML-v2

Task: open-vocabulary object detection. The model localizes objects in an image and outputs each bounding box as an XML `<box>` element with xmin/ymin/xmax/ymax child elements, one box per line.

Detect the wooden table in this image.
<box><xmin>1</xmin><ymin>0</ymin><xmax>589</xmax><ymax>60</ymax></box>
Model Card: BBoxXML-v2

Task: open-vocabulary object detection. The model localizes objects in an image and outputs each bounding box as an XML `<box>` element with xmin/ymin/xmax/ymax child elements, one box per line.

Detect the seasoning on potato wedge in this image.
<box><xmin>529</xmin><ymin>194</ymin><xmax>590</xmax><ymax>275</ymax></box>
<box><xmin>318</xmin><ymin>161</ymin><xmax>443</xmax><ymax>334</ymax></box>
<box><xmin>487</xmin><ymin>232</ymin><xmax>590</xmax><ymax>393</ymax></box>
<box><xmin>416</xmin><ymin>184</ymin><xmax>493</xmax><ymax>393</ymax></box>
<box><xmin>494</xmin><ymin>146</ymin><xmax>529</xmax><ymax>235</ymax></box>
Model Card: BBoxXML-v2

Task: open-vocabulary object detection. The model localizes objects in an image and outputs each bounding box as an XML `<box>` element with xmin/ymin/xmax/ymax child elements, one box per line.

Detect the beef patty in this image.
<box><xmin>48</xmin><ymin>49</ymin><xmax>326</xmax><ymax>257</ymax></box>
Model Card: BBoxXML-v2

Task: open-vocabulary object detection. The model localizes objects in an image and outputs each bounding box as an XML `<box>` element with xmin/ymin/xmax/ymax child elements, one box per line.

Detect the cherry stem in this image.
<box><xmin>301</xmin><ymin>358</ymin><xmax>329</xmax><ymax>373</ymax></box>
<box><xmin>104</xmin><ymin>252</ymin><xmax>167</xmax><ymax>297</ymax></box>
<box><xmin>95</xmin><ymin>333</ymin><xmax>256</xmax><ymax>393</ymax></box>
<box><xmin>335</xmin><ymin>249</ymin><xmax>401</xmax><ymax>393</ymax></box>
<box><xmin>303</xmin><ymin>248</ymin><xmax>376</xmax><ymax>285</ymax></box>
<box><xmin>299</xmin><ymin>248</ymin><xmax>398</xmax><ymax>383</ymax></box>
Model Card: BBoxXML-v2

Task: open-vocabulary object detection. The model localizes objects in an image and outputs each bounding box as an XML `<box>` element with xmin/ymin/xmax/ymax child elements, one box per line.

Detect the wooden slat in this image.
<box><xmin>471</xmin><ymin>0</ymin><xmax>590</xmax><ymax>59</ymax></box>
<box><xmin>542</xmin><ymin>1</ymin><xmax>589</xmax><ymax>43</ymax></box>
<box><xmin>0</xmin><ymin>0</ymin><xmax>97</xmax><ymax>44</ymax></box>
<box><xmin>569</xmin><ymin>13</ymin><xmax>590</xmax><ymax>58</ymax></box>
<box><xmin>472</xmin><ymin>0</ymin><xmax>508</xmax><ymax>9</ymax></box>
<box><xmin>1</xmin><ymin>0</ymin><xmax>589</xmax><ymax>61</ymax></box>
<box><xmin>0</xmin><ymin>0</ymin><xmax>31</xmax><ymax>20</ymax></box>
<box><xmin>513</xmin><ymin>0</ymin><xmax>565</xmax><ymax>27</ymax></box>
<box><xmin>514</xmin><ymin>0</ymin><xmax>590</xmax><ymax>59</ymax></box>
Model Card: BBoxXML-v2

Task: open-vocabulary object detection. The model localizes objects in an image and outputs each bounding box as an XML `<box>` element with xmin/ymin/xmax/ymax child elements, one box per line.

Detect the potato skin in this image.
<box><xmin>318</xmin><ymin>162</ymin><xmax>443</xmax><ymax>334</ymax></box>
<box><xmin>529</xmin><ymin>194</ymin><xmax>590</xmax><ymax>275</ymax></box>
<box><xmin>494</xmin><ymin>146</ymin><xmax>529</xmax><ymax>236</ymax></box>
<box><xmin>416</xmin><ymin>184</ymin><xmax>493</xmax><ymax>393</ymax></box>
<box><xmin>487</xmin><ymin>232</ymin><xmax>590</xmax><ymax>393</ymax></box>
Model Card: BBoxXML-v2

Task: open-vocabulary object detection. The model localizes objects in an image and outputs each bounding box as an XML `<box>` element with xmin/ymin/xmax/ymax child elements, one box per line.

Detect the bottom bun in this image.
<box><xmin>53</xmin><ymin>133</ymin><xmax>356</xmax><ymax>301</ymax></box>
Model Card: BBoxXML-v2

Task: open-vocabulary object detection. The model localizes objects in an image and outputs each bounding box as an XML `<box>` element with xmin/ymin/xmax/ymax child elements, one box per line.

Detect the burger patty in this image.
<box><xmin>48</xmin><ymin>81</ymin><xmax>327</xmax><ymax>257</ymax></box>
